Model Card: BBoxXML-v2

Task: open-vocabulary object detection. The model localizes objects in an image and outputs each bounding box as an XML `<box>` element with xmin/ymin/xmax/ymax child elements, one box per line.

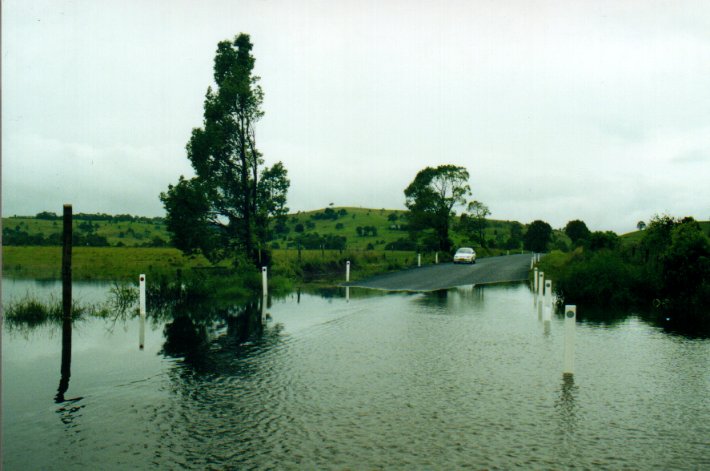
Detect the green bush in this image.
<box><xmin>554</xmin><ymin>250</ymin><xmax>641</xmax><ymax>307</ymax></box>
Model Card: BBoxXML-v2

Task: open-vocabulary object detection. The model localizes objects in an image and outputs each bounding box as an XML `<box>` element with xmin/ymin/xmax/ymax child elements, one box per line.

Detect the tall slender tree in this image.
<box><xmin>161</xmin><ymin>34</ymin><xmax>289</xmax><ymax>264</ymax></box>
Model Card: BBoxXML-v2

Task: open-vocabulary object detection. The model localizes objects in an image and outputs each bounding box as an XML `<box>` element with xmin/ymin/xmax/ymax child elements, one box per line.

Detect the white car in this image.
<box><xmin>453</xmin><ymin>247</ymin><xmax>476</xmax><ymax>264</ymax></box>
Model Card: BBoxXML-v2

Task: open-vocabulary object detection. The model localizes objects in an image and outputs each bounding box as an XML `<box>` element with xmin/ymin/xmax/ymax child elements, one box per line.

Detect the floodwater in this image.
<box><xmin>2</xmin><ymin>279</ymin><xmax>709</xmax><ymax>469</ymax></box>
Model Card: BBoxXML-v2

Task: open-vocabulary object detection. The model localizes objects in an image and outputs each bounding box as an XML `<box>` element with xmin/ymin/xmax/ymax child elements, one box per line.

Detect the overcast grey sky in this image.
<box><xmin>3</xmin><ymin>0</ymin><xmax>709</xmax><ymax>233</ymax></box>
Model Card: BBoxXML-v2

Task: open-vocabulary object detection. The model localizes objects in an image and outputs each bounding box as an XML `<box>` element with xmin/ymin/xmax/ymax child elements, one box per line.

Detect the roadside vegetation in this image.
<box><xmin>537</xmin><ymin>216</ymin><xmax>710</xmax><ymax>329</ymax></box>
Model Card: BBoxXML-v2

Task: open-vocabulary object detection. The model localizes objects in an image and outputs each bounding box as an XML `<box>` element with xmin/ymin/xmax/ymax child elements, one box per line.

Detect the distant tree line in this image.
<box><xmin>32</xmin><ymin>211</ymin><xmax>164</xmax><ymax>224</ymax></box>
<box><xmin>310</xmin><ymin>208</ymin><xmax>348</xmax><ymax>221</ymax></box>
<box><xmin>2</xmin><ymin>222</ymin><xmax>169</xmax><ymax>248</ymax></box>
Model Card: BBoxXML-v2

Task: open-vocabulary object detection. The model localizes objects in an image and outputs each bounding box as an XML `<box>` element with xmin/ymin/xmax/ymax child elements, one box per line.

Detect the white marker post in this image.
<box><xmin>418</xmin><ymin>253</ymin><xmax>421</xmax><ymax>267</ymax></box>
<box><xmin>139</xmin><ymin>274</ymin><xmax>146</xmax><ymax>317</ymax></box>
<box><xmin>261</xmin><ymin>294</ymin><xmax>267</xmax><ymax>323</ymax></box>
<box><xmin>435</xmin><ymin>252</ymin><xmax>439</xmax><ymax>264</ymax></box>
<box><xmin>262</xmin><ymin>267</ymin><xmax>268</xmax><ymax>297</ymax></box>
<box><xmin>346</xmin><ymin>261</ymin><xmax>350</xmax><ymax>282</ymax></box>
<box><xmin>139</xmin><ymin>315</ymin><xmax>145</xmax><ymax>350</ymax></box>
<box><xmin>543</xmin><ymin>280</ymin><xmax>552</xmax><ymax>322</ymax></box>
<box><xmin>530</xmin><ymin>257</ymin><xmax>534</xmax><ymax>269</ymax></box>
<box><xmin>534</xmin><ymin>268</ymin><xmax>539</xmax><ymax>292</ymax></box>
<box><xmin>563</xmin><ymin>305</ymin><xmax>576</xmax><ymax>375</ymax></box>
<box><xmin>346</xmin><ymin>286</ymin><xmax>350</xmax><ymax>302</ymax></box>
<box><xmin>538</xmin><ymin>272</ymin><xmax>545</xmax><ymax>297</ymax></box>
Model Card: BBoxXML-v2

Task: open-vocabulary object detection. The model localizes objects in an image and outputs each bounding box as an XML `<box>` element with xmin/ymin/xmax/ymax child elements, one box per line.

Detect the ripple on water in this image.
<box><xmin>3</xmin><ymin>284</ymin><xmax>709</xmax><ymax>469</ymax></box>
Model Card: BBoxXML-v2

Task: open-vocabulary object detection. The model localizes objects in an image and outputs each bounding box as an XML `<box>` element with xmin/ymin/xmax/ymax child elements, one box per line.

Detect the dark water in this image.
<box><xmin>2</xmin><ymin>279</ymin><xmax>709</xmax><ymax>469</ymax></box>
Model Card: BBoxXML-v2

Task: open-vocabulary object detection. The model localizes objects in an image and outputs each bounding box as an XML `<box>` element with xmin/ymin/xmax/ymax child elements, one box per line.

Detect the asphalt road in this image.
<box><xmin>345</xmin><ymin>253</ymin><xmax>532</xmax><ymax>292</ymax></box>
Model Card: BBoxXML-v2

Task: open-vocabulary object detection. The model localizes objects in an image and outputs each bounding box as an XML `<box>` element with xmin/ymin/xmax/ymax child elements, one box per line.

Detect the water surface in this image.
<box><xmin>2</xmin><ymin>280</ymin><xmax>709</xmax><ymax>469</ymax></box>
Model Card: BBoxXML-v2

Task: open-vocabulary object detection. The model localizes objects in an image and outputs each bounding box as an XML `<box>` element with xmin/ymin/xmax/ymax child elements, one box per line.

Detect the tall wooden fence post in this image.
<box><xmin>62</xmin><ymin>204</ymin><xmax>72</xmax><ymax>319</ymax></box>
<box><xmin>57</xmin><ymin>204</ymin><xmax>73</xmax><ymax>402</ymax></box>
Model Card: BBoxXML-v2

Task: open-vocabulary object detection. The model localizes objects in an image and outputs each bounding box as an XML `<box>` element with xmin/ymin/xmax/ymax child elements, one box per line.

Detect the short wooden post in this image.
<box><xmin>563</xmin><ymin>305</ymin><xmax>576</xmax><ymax>375</ymax></box>
<box><xmin>139</xmin><ymin>274</ymin><xmax>146</xmax><ymax>317</ymax></box>
<box><xmin>346</xmin><ymin>261</ymin><xmax>350</xmax><ymax>282</ymax></box>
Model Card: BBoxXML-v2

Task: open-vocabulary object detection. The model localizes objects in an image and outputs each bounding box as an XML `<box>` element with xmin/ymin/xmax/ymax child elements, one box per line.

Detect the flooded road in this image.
<box><xmin>2</xmin><ymin>279</ymin><xmax>709</xmax><ymax>469</ymax></box>
<box><xmin>346</xmin><ymin>253</ymin><xmax>531</xmax><ymax>291</ymax></box>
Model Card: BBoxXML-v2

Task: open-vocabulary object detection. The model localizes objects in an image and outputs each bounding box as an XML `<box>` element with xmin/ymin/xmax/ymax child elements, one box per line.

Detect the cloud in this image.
<box><xmin>672</xmin><ymin>149</ymin><xmax>708</xmax><ymax>164</ymax></box>
<box><xmin>3</xmin><ymin>0</ymin><xmax>710</xmax><ymax>235</ymax></box>
<box><xmin>2</xmin><ymin>133</ymin><xmax>192</xmax><ymax>216</ymax></box>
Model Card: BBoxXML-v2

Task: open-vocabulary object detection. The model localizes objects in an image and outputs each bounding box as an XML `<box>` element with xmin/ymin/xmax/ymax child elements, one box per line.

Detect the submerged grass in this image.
<box><xmin>3</xmin><ymin>294</ymin><xmax>103</xmax><ymax>329</ymax></box>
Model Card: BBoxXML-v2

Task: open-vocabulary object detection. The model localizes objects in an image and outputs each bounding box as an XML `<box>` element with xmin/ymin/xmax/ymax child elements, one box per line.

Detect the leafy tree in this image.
<box><xmin>160</xmin><ymin>34</ymin><xmax>289</xmax><ymax>264</ymax></box>
<box><xmin>523</xmin><ymin>220</ymin><xmax>552</xmax><ymax>252</ymax></box>
<box><xmin>505</xmin><ymin>221</ymin><xmax>524</xmax><ymax>249</ymax></box>
<box><xmin>564</xmin><ymin>219</ymin><xmax>591</xmax><ymax>246</ymax></box>
<box><xmin>587</xmin><ymin>231</ymin><xmax>619</xmax><ymax>251</ymax></box>
<box><xmin>659</xmin><ymin>219</ymin><xmax>710</xmax><ymax>316</ymax></box>
<box><xmin>387</xmin><ymin>212</ymin><xmax>399</xmax><ymax>222</ymax></box>
<box><xmin>35</xmin><ymin>211</ymin><xmax>59</xmax><ymax>220</ymax></box>
<box><xmin>637</xmin><ymin>220</ymin><xmax>647</xmax><ymax>231</ymax></box>
<box><xmin>460</xmin><ymin>200</ymin><xmax>491</xmax><ymax>247</ymax></box>
<box><xmin>404</xmin><ymin>165</ymin><xmax>471</xmax><ymax>252</ymax></box>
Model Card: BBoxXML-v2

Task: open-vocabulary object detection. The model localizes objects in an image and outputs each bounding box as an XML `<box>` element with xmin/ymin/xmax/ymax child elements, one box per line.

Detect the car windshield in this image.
<box><xmin>456</xmin><ymin>248</ymin><xmax>474</xmax><ymax>254</ymax></box>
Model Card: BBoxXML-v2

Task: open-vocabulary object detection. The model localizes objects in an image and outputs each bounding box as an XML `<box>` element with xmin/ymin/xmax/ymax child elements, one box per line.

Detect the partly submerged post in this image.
<box><xmin>543</xmin><ymin>280</ymin><xmax>552</xmax><ymax>322</ymax></box>
<box><xmin>534</xmin><ymin>267</ymin><xmax>539</xmax><ymax>292</ymax></box>
<box><xmin>418</xmin><ymin>253</ymin><xmax>421</xmax><ymax>267</ymax></box>
<box><xmin>262</xmin><ymin>266</ymin><xmax>268</xmax><ymax>297</ymax></box>
<box><xmin>346</xmin><ymin>286</ymin><xmax>350</xmax><ymax>302</ymax></box>
<box><xmin>538</xmin><ymin>272</ymin><xmax>545</xmax><ymax>296</ymax></box>
<box><xmin>58</xmin><ymin>204</ymin><xmax>72</xmax><ymax>402</ymax></box>
<box><xmin>62</xmin><ymin>204</ymin><xmax>72</xmax><ymax>320</ymax></box>
<box><xmin>435</xmin><ymin>252</ymin><xmax>439</xmax><ymax>264</ymax></box>
<box><xmin>346</xmin><ymin>261</ymin><xmax>350</xmax><ymax>282</ymax></box>
<box><xmin>139</xmin><ymin>315</ymin><xmax>145</xmax><ymax>350</ymax></box>
<box><xmin>563</xmin><ymin>305</ymin><xmax>576</xmax><ymax>375</ymax></box>
<box><xmin>139</xmin><ymin>274</ymin><xmax>146</xmax><ymax>317</ymax></box>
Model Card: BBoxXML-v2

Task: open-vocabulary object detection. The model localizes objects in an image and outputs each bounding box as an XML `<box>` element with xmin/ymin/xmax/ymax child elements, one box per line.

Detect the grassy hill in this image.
<box><xmin>273</xmin><ymin>206</ymin><xmax>531</xmax><ymax>252</ymax></box>
<box><xmin>2</xmin><ymin>215</ymin><xmax>170</xmax><ymax>247</ymax></box>
<box><xmin>620</xmin><ymin>220</ymin><xmax>710</xmax><ymax>245</ymax></box>
<box><xmin>3</xmin><ymin>207</ymin><xmax>561</xmax><ymax>253</ymax></box>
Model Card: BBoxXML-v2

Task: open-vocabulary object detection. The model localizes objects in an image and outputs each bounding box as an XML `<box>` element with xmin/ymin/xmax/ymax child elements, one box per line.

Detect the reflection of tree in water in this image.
<box><xmin>159</xmin><ymin>297</ymin><xmax>284</xmax><ymax>375</ymax></box>
<box><xmin>572</xmin><ymin>305</ymin><xmax>632</xmax><ymax>327</ymax></box>
<box><xmin>413</xmin><ymin>285</ymin><xmax>485</xmax><ymax>311</ymax></box>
